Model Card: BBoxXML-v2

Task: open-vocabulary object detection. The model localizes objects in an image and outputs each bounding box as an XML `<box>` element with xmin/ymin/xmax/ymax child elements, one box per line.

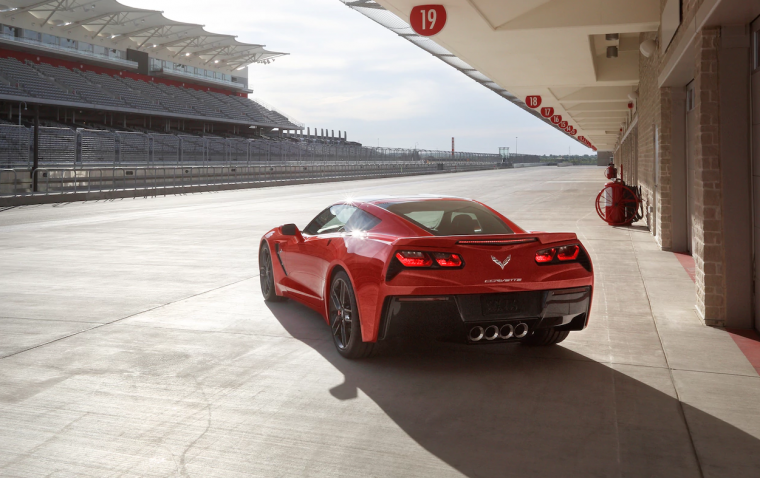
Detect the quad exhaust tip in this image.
<box><xmin>484</xmin><ymin>325</ymin><xmax>499</xmax><ymax>341</ymax></box>
<box><xmin>469</xmin><ymin>322</ymin><xmax>529</xmax><ymax>342</ymax></box>
<box><xmin>469</xmin><ymin>326</ymin><xmax>485</xmax><ymax>342</ymax></box>
<box><xmin>499</xmin><ymin>323</ymin><xmax>514</xmax><ymax>339</ymax></box>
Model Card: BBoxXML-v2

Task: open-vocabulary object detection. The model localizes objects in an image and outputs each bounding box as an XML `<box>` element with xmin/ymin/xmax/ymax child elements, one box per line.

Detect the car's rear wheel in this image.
<box><xmin>259</xmin><ymin>243</ymin><xmax>284</xmax><ymax>302</ymax></box>
<box><xmin>329</xmin><ymin>271</ymin><xmax>374</xmax><ymax>359</ymax></box>
<box><xmin>522</xmin><ymin>327</ymin><xmax>569</xmax><ymax>346</ymax></box>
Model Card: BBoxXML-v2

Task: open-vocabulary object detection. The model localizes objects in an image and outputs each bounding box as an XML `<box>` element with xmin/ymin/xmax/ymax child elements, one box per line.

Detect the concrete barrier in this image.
<box><xmin>0</xmin><ymin>161</ymin><xmax>502</xmax><ymax>205</ymax></box>
<box><xmin>513</xmin><ymin>162</ymin><xmax>551</xmax><ymax>168</ymax></box>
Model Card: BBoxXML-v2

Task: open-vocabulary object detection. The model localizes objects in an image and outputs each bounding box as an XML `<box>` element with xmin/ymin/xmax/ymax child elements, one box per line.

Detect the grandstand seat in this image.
<box><xmin>79</xmin><ymin>70</ymin><xmax>168</xmax><ymax>113</ymax></box>
<box><xmin>33</xmin><ymin>63</ymin><xmax>126</xmax><ymax>108</ymax></box>
<box><xmin>0</xmin><ymin>57</ymin><xmax>298</xmax><ymax>129</ymax></box>
<box><xmin>0</xmin><ymin>58</ymin><xmax>79</xmax><ymax>102</ymax></box>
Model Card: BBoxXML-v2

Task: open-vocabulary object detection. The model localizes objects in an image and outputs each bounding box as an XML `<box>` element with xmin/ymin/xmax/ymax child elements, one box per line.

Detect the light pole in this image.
<box><xmin>515</xmin><ymin>137</ymin><xmax>518</xmax><ymax>156</ymax></box>
<box><xmin>18</xmin><ymin>101</ymin><xmax>27</xmax><ymax>126</ymax></box>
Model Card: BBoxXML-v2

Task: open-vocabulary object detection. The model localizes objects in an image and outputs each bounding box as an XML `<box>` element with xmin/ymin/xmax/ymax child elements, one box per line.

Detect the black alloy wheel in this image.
<box><xmin>329</xmin><ymin>271</ymin><xmax>374</xmax><ymax>359</ymax></box>
<box><xmin>259</xmin><ymin>243</ymin><xmax>284</xmax><ymax>302</ymax></box>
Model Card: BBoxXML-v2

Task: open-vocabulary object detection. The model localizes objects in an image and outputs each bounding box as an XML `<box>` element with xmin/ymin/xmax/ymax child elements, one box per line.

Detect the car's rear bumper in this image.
<box><xmin>377</xmin><ymin>286</ymin><xmax>591</xmax><ymax>343</ymax></box>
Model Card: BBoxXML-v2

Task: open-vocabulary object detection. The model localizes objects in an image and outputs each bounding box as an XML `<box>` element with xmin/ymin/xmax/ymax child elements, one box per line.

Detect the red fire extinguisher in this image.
<box><xmin>595</xmin><ymin>164</ymin><xmax>643</xmax><ymax>226</ymax></box>
<box><xmin>604</xmin><ymin>162</ymin><xmax>617</xmax><ymax>180</ymax></box>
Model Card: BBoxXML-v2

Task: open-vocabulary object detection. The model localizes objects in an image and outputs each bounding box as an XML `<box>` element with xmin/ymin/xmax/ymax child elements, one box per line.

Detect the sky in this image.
<box><xmin>127</xmin><ymin>0</ymin><xmax>592</xmax><ymax>156</ymax></box>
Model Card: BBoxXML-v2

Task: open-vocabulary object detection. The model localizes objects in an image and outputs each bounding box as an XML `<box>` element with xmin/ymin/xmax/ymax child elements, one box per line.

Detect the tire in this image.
<box><xmin>521</xmin><ymin>327</ymin><xmax>570</xmax><ymax>346</ymax></box>
<box><xmin>329</xmin><ymin>271</ymin><xmax>374</xmax><ymax>359</ymax></box>
<box><xmin>259</xmin><ymin>242</ymin><xmax>285</xmax><ymax>302</ymax></box>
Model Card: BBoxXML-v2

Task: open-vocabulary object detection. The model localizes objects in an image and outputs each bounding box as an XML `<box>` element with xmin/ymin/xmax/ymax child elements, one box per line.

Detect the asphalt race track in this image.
<box><xmin>1</xmin><ymin>166</ymin><xmax>759</xmax><ymax>477</ymax></box>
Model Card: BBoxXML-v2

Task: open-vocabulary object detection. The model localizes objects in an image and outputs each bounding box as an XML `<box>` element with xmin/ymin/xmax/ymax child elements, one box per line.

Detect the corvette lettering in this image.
<box><xmin>484</xmin><ymin>278</ymin><xmax>523</xmax><ymax>283</ymax></box>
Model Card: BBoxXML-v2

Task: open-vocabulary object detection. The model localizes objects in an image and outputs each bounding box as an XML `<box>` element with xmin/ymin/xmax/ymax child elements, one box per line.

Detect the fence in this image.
<box><xmin>39</xmin><ymin>127</ymin><xmax>76</xmax><ymax>164</ymax></box>
<box><xmin>0</xmin><ymin>161</ymin><xmax>500</xmax><ymax>198</ymax></box>
<box><xmin>0</xmin><ymin>124</ymin><xmax>29</xmax><ymax>166</ymax></box>
<box><xmin>0</xmin><ymin>124</ymin><xmax>502</xmax><ymax>168</ymax></box>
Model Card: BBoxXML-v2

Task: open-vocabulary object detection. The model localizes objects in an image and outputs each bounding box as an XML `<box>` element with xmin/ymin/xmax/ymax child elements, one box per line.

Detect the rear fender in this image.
<box><xmin>325</xmin><ymin>256</ymin><xmax>387</xmax><ymax>343</ymax></box>
<box><xmin>323</xmin><ymin>262</ymin><xmax>348</xmax><ymax>325</ymax></box>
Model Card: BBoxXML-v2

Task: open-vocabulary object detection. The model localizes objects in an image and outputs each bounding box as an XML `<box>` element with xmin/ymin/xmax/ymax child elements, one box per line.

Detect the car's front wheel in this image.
<box><xmin>329</xmin><ymin>271</ymin><xmax>374</xmax><ymax>359</ymax></box>
<box><xmin>259</xmin><ymin>242</ymin><xmax>284</xmax><ymax>302</ymax></box>
<box><xmin>522</xmin><ymin>327</ymin><xmax>569</xmax><ymax>346</ymax></box>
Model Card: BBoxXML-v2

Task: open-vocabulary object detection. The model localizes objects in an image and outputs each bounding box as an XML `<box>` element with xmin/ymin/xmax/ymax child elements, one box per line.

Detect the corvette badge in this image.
<box><xmin>491</xmin><ymin>255</ymin><xmax>511</xmax><ymax>270</ymax></box>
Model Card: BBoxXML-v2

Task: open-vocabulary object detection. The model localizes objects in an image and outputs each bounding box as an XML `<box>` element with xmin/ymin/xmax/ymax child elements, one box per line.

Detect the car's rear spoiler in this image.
<box><xmin>391</xmin><ymin>232</ymin><xmax>579</xmax><ymax>248</ymax></box>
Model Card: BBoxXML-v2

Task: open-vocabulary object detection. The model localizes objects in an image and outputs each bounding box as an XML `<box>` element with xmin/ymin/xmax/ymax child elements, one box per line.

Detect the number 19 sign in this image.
<box><xmin>411</xmin><ymin>5</ymin><xmax>447</xmax><ymax>36</ymax></box>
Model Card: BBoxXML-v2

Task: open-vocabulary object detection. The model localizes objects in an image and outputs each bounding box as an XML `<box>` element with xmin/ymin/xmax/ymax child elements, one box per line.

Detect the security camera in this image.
<box><xmin>640</xmin><ymin>39</ymin><xmax>656</xmax><ymax>58</ymax></box>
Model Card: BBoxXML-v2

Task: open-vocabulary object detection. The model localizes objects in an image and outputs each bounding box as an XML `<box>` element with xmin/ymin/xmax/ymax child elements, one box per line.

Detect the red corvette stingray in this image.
<box><xmin>259</xmin><ymin>196</ymin><xmax>593</xmax><ymax>358</ymax></box>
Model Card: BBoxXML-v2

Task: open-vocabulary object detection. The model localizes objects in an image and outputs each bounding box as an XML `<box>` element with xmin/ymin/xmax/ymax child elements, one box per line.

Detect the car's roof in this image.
<box><xmin>350</xmin><ymin>194</ymin><xmax>471</xmax><ymax>205</ymax></box>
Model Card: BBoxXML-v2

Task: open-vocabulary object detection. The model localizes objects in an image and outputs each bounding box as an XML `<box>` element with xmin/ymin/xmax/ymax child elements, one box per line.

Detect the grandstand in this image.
<box><xmin>0</xmin><ymin>0</ymin><xmax>504</xmax><ymax>200</ymax></box>
<box><xmin>0</xmin><ymin>0</ymin><xmax>302</xmax><ymax>136</ymax></box>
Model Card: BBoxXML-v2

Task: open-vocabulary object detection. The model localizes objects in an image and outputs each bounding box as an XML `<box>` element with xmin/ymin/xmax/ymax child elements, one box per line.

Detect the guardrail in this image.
<box><xmin>0</xmin><ymin>124</ymin><xmax>503</xmax><ymax>168</ymax></box>
<box><xmin>0</xmin><ymin>161</ymin><xmax>499</xmax><ymax>200</ymax></box>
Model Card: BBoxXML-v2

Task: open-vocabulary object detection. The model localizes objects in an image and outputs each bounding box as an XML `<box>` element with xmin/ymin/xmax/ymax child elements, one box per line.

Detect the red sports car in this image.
<box><xmin>259</xmin><ymin>196</ymin><xmax>593</xmax><ymax>358</ymax></box>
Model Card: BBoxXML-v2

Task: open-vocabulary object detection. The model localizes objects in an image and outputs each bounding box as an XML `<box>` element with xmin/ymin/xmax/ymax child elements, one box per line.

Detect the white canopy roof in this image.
<box><xmin>343</xmin><ymin>0</ymin><xmax>659</xmax><ymax>151</ymax></box>
<box><xmin>0</xmin><ymin>0</ymin><xmax>287</xmax><ymax>70</ymax></box>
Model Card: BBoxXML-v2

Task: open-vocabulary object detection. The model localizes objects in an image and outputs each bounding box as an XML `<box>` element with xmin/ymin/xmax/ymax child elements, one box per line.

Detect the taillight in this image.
<box><xmin>393</xmin><ymin>251</ymin><xmax>464</xmax><ymax>269</ymax></box>
<box><xmin>535</xmin><ymin>248</ymin><xmax>556</xmax><ymax>263</ymax></box>
<box><xmin>536</xmin><ymin>244</ymin><xmax>582</xmax><ymax>264</ymax></box>
<box><xmin>432</xmin><ymin>252</ymin><xmax>463</xmax><ymax>267</ymax></box>
<box><xmin>557</xmin><ymin>244</ymin><xmax>579</xmax><ymax>261</ymax></box>
<box><xmin>395</xmin><ymin>251</ymin><xmax>433</xmax><ymax>267</ymax></box>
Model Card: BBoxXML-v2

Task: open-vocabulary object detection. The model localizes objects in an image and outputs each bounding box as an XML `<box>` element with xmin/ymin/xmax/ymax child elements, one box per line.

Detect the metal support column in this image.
<box><xmin>32</xmin><ymin>105</ymin><xmax>39</xmax><ymax>192</ymax></box>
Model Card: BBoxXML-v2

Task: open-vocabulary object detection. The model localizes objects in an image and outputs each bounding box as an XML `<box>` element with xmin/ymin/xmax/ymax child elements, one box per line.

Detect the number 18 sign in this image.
<box><xmin>411</xmin><ymin>5</ymin><xmax>447</xmax><ymax>36</ymax></box>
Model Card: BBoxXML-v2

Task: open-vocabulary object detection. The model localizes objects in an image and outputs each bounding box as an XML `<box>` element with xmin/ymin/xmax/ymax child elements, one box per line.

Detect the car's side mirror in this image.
<box><xmin>281</xmin><ymin>223</ymin><xmax>303</xmax><ymax>241</ymax></box>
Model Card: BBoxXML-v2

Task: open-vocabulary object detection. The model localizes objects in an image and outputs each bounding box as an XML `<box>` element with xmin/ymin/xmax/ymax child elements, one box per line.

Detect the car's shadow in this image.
<box><xmin>267</xmin><ymin>300</ymin><xmax>760</xmax><ymax>477</ymax></box>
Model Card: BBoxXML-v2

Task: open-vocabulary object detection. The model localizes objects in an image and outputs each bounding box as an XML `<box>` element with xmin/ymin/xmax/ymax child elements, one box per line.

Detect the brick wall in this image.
<box><xmin>634</xmin><ymin>29</ymin><xmax>676</xmax><ymax>249</ymax></box>
<box><xmin>614</xmin><ymin>124</ymin><xmax>637</xmax><ymax>187</ymax></box>
<box><xmin>657</xmin><ymin>88</ymin><xmax>673</xmax><ymax>249</ymax></box>
<box><xmin>620</xmin><ymin>1</ymin><xmax>729</xmax><ymax>326</ymax></box>
<box><xmin>637</xmin><ymin>32</ymin><xmax>660</xmax><ymax>242</ymax></box>
<box><xmin>692</xmin><ymin>27</ymin><xmax>726</xmax><ymax>324</ymax></box>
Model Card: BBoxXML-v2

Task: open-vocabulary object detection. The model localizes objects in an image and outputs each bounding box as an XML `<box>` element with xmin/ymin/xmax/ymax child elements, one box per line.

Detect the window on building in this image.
<box><xmin>78</xmin><ymin>41</ymin><xmax>93</xmax><ymax>53</ymax></box>
<box><xmin>23</xmin><ymin>29</ymin><xmax>41</xmax><ymax>41</ymax></box>
<box><xmin>686</xmin><ymin>83</ymin><xmax>695</xmax><ymax>112</ymax></box>
<box><xmin>61</xmin><ymin>37</ymin><xmax>76</xmax><ymax>49</ymax></box>
<box><xmin>1</xmin><ymin>24</ymin><xmax>17</xmax><ymax>37</ymax></box>
<box><xmin>41</xmin><ymin>33</ymin><xmax>58</xmax><ymax>46</ymax></box>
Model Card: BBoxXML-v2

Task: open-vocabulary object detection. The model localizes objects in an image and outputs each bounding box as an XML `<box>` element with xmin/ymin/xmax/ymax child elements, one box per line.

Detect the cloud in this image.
<box><xmin>124</xmin><ymin>0</ymin><xmax>593</xmax><ymax>155</ymax></box>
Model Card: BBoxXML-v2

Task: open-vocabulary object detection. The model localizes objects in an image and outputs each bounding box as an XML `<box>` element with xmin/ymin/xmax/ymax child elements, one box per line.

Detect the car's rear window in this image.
<box><xmin>379</xmin><ymin>200</ymin><xmax>513</xmax><ymax>236</ymax></box>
